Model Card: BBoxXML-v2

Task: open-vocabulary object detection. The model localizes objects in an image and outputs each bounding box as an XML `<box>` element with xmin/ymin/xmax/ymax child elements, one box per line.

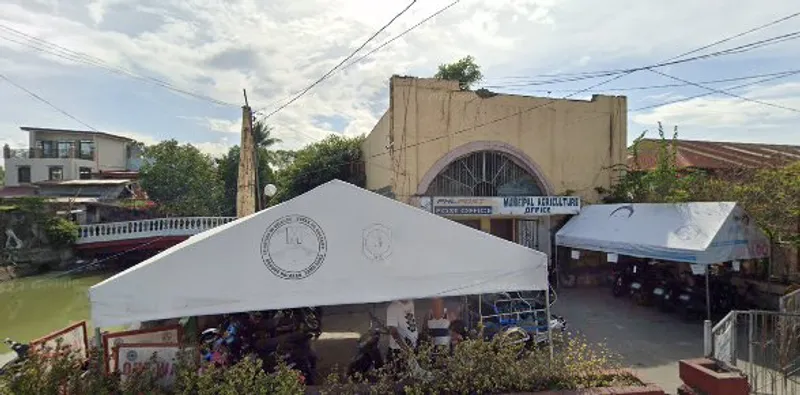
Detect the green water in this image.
<box><xmin>0</xmin><ymin>272</ymin><xmax>113</xmax><ymax>343</ymax></box>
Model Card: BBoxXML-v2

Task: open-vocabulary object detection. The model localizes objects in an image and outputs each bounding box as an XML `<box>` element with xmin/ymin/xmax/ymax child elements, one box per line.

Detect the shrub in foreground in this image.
<box><xmin>321</xmin><ymin>332</ymin><xmax>642</xmax><ymax>394</ymax></box>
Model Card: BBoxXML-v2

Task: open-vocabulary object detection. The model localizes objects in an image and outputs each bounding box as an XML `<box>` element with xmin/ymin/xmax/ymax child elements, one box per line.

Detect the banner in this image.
<box><xmin>103</xmin><ymin>325</ymin><xmax>182</xmax><ymax>372</ymax></box>
<box><xmin>113</xmin><ymin>343</ymin><xmax>182</xmax><ymax>388</ymax></box>
<box><xmin>30</xmin><ymin>321</ymin><xmax>88</xmax><ymax>360</ymax></box>
<box><xmin>418</xmin><ymin>196</ymin><xmax>581</xmax><ymax>216</ymax></box>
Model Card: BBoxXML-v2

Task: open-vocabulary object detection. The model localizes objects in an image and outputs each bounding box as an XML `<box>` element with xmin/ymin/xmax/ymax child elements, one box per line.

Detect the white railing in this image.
<box><xmin>75</xmin><ymin>217</ymin><xmax>237</xmax><ymax>244</ymax></box>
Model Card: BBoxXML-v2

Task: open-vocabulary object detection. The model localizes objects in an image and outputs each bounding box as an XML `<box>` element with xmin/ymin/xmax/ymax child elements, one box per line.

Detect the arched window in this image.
<box><xmin>423</xmin><ymin>150</ymin><xmax>544</xmax><ymax>197</ymax></box>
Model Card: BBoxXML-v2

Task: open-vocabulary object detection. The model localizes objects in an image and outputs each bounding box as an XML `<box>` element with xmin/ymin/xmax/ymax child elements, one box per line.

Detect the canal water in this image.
<box><xmin>0</xmin><ymin>271</ymin><xmax>115</xmax><ymax>343</ymax></box>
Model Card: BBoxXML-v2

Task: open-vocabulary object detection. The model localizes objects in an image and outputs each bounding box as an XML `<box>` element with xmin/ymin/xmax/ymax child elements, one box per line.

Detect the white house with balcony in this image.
<box><xmin>2</xmin><ymin>126</ymin><xmax>143</xmax><ymax>187</ymax></box>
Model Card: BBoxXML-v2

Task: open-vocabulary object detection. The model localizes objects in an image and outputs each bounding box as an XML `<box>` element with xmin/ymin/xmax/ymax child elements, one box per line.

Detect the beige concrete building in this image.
<box><xmin>363</xmin><ymin>76</ymin><xmax>627</xmax><ymax>258</ymax></box>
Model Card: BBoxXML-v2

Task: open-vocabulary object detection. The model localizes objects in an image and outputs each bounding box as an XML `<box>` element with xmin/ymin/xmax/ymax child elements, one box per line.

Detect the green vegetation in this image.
<box><xmin>434</xmin><ymin>55</ymin><xmax>483</xmax><ymax>90</ymax></box>
<box><xmin>0</xmin><ymin>332</ymin><xmax>638</xmax><ymax>395</ymax></box>
<box><xmin>271</xmin><ymin>134</ymin><xmax>366</xmax><ymax>204</ymax></box>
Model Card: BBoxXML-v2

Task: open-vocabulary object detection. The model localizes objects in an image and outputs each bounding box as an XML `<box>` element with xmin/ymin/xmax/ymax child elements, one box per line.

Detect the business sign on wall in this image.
<box><xmin>418</xmin><ymin>196</ymin><xmax>581</xmax><ymax>216</ymax></box>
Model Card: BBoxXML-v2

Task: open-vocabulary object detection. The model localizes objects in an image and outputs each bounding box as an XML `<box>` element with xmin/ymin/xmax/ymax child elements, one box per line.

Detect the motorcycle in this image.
<box><xmin>612</xmin><ymin>261</ymin><xmax>639</xmax><ymax>297</ymax></box>
<box><xmin>0</xmin><ymin>338</ymin><xmax>30</xmax><ymax>376</ymax></box>
<box><xmin>653</xmin><ymin>271</ymin><xmax>682</xmax><ymax>312</ymax></box>
<box><xmin>347</xmin><ymin>312</ymin><xmax>388</xmax><ymax>378</ymax></box>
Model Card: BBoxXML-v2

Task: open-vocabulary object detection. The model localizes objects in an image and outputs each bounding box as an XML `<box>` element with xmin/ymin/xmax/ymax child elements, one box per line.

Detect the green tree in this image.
<box><xmin>0</xmin><ymin>165</ymin><xmax>5</xmax><ymax>185</ymax></box>
<box><xmin>139</xmin><ymin>140</ymin><xmax>222</xmax><ymax>216</ymax></box>
<box><xmin>272</xmin><ymin>135</ymin><xmax>366</xmax><ymax>203</ymax></box>
<box><xmin>598</xmin><ymin>122</ymin><xmax>707</xmax><ymax>204</ymax></box>
<box><xmin>252</xmin><ymin>120</ymin><xmax>281</xmax><ymax>149</ymax></box>
<box><xmin>216</xmin><ymin>146</ymin><xmax>275</xmax><ymax>216</ymax></box>
<box><xmin>270</xmin><ymin>149</ymin><xmax>297</xmax><ymax>170</ymax></box>
<box><xmin>434</xmin><ymin>55</ymin><xmax>483</xmax><ymax>90</ymax></box>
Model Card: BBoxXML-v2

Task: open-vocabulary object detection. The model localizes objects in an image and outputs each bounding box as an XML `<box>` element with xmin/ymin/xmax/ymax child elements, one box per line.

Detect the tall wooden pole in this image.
<box><xmin>236</xmin><ymin>90</ymin><xmax>257</xmax><ymax>218</ymax></box>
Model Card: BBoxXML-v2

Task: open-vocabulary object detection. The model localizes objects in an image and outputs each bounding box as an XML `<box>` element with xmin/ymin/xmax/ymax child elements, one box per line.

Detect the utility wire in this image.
<box><xmin>265</xmin><ymin>13</ymin><xmax>800</xmax><ymax>184</ymax></box>
<box><xmin>479</xmin><ymin>30</ymin><xmax>800</xmax><ymax>88</ymax></box>
<box><xmin>646</xmin><ymin>69</ymin><xmax>800</xmax><ymax>113</ymax></box>
<box><xmin>485</xmin><ymin>70</ymin><xmax>800</xmax><ymax>92</ymax></box>
<box><xmin>0</xmin><ymin>24</ymin><xmax>238</xmax><ymax>107</ymax></box>
<box><xmin>630</xmin><ymin>70</ymin><xmax>800</xmax><ymax>112</ymax></box>
<box><xmin>0</xmin><ymin>73</ymin><xmax>100</xmax><ymax>132</ymax></box>
<box><xmin>260</xmin><ymin>0</ymin><xmax>418</xmax><ymax>120</ymax></box>
<box><xmin>256</xmin><ymin>0</ymin><xmax>461</xmax><ymax>114</ymax></box>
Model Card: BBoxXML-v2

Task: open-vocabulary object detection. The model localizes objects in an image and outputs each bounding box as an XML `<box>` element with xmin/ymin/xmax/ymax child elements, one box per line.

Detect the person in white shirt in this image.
<box><xmin>386</xmin><ymin>299</ymin><xmax>418</xmax><ymax>365</ymax></box>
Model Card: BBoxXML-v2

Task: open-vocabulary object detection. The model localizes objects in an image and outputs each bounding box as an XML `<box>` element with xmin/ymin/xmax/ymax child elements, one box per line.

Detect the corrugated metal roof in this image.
<box><xmin>628</xmin><ymin>139</ymin><xmax>800</xmax><ymax>170</ymax></box>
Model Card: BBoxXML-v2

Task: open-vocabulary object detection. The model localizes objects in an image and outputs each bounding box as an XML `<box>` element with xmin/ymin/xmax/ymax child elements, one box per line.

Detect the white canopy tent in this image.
<box><xmin>90</xmin><ymin>180</ymin><xmax>549</xmax><ymax>328</ymax></box>
<box><xmin>555</xmin><ymin>202</ymin><xmax>770</xmax><ymax>265</ymax></box>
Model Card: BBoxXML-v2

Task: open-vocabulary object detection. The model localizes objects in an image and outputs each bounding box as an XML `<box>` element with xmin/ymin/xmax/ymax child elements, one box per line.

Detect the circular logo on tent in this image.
<box><xmin>126</xmin><ymin>350</ymin><xmax>138</xmax><ymax>362</ymax></box>
<box><xmin>261</xmin><ymin>215</ymin><xmax>327</xmax><ymax>280</ymax></box>
<box><xmin>362</xmin><ymin>224</ymin><xmax>392</xmax><ymax>261</ymax></box>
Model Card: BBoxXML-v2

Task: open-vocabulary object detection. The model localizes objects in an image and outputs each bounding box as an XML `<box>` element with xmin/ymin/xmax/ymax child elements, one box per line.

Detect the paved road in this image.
<box><xmin>552</xmin><ymin>287</ymin><xmax>704</xmax><ymax>394</ymax></box>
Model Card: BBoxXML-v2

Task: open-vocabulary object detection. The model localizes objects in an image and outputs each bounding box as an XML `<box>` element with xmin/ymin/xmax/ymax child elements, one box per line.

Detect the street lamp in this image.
<box><xmin>262</xmin><ymin>184</ymin><xmax>277</xmax><ymax>208</ymax></box>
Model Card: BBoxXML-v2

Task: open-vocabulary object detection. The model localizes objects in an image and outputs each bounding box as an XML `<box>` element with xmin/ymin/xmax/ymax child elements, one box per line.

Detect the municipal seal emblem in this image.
<box><xmin>261</xmin><ymin>215</ymin><xmax>327</xmax><ymax>280</ymax></box>
<box><xmin>362</xmin><ymin>224</ymin><xmax>392</xmax><ymax>261</ymax></box>
<box><xmin>126</xmin><ymin>350</ymin><xmax>138</xmax><ymax>362</ymax></box>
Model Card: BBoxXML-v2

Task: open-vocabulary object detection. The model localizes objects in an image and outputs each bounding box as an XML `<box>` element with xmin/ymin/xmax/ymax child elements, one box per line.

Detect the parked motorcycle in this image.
<box><xmin>675</xmin><ymin>273</ymin><xmax>737</xmax><ymax>321</ymax></box>
<box><xmin>630</xmin><ymin>264</ymin><xmax>659</xmax><ymax>306</ymax></box>
<box><xmin>0</xmin><ymin>338</ymin><xmax>30</xmax><ymax>376</ymax></box>
<box><xmin>347</xmin><ymin>312</ymin><xmax>387</xmax><ymax>378</ymax></box>
<box><xmin>653</xmin><ymin>271</ymin><xmax>682</xmax><ymax>312</ymax></box>
<box><xmin>612</xmin><ymin>261</ymin><xmax>640</xmax><ymax>297</ymax></box>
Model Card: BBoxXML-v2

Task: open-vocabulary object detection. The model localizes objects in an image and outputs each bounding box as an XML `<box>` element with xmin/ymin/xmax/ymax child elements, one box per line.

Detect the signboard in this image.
<box><xmin>418</xmin><ymin>196</ymin><xmax>581</xmax><ymax>216</ymax></box>
<box><xmin>103</xmin><ymin>325</ymin><xmax>182</xmax><ymax>372</ymax></box>
<box><xmin>113</xmin><ymin>343</ymin><xmax>182</xmax><ymax>388</ymax></box>
<box><xmin>30</xmin><ymin>321</ymin><xmax>88</xmax><ymax>360</ymax></box>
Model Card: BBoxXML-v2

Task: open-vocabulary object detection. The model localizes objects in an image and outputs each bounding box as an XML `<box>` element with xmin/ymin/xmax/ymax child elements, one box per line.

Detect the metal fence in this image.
<box><xmin>708</xmin><ymin>310</ymin><xmax>800</xmax><ymax>394</ymax></box>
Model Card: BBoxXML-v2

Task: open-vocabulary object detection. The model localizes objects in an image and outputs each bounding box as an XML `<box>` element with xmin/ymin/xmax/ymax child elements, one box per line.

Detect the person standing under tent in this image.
<box><xmin>424</xmin><ymin>297</ymin><xmax>459</xmax><ymax>356</ymax></box>
<box><xmin>386</xmin><ymin>299</ymin><xmax>419</xmax><ymax>370</ymax></box>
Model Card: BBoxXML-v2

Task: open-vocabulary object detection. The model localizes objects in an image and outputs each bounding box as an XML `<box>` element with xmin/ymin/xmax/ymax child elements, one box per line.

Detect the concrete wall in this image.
<box><xmin>4</xmin><ymin>157</ymin><xmax>96</xmax><ymax>186</ymax></box>
<box><xmin>95</xmin><ymin>135</ymin><xmax>128</xmax><ymax>170</ymax></box>
<box><xmin>362</xmin><ymin>76</ymin><xmax>628</xmax><ymax>204</ymax></box>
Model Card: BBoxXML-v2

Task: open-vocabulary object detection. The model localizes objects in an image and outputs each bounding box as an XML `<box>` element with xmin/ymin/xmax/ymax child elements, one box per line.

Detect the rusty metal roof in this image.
<box><xmin>628</xmin><ymin>139</ymin><xmax>800</xmax><ymax>170</ymax></box>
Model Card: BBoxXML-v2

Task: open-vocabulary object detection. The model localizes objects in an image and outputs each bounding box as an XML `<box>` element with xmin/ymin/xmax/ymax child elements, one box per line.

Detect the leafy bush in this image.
<box><xmin>44</xmin><ymin>217</ymin><xmax>79</xmax><ymax>247</ymax></box>
<box><xmin>321</xmin><ymin>332</ymin><xmax>641</xmax><ymax>394</ymax></box>
<box><xmin>0</xmin><ymin>343</ymin><xmax>305</xmax><ymax>395</ymax></box>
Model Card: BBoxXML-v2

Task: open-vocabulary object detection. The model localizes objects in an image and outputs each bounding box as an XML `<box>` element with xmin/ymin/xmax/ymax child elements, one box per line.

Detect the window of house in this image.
<box><xmin>79</xmin><ymin>167</ymin><xmax>92</xmax><ymax>180</ymax></box>
<box><xmin>40</xmin><ymin>140</ymin><xmax>57</xmax><ymax>158</ymax></box>
<box><xmin>17</xmin><ymin>166</ymin><xmax>31</xmax><ymax>183</ymax></box>
<box><xmin>57</xmin><ymin>141</ymin><xmax>74</xmax><ymax>158</ymax></box>
<box><xmin>79</xmin><ymin>140</ymin><xmax>94</xmax><ymax>160</ymax></box>
<box><xmin>48</xmin><ymin>166</ymin><xmax>63</xmax><ymax>181</ymax></box>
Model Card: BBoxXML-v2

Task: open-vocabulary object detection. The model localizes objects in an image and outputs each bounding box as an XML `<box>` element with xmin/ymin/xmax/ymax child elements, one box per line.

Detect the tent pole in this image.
<box><xmin>545</xmin><ymin>284</ymin><xmax>554</xmax><ymax>361</ymax></box>
<box><xmin>705</xmin><ymin>266</ymin><xmax>711</xmax><ymax>321</ymax></box>
<box><xmin>478</xmin><ymin>294</ymin><xmax>483</xmax><ymax>337</ymax></box>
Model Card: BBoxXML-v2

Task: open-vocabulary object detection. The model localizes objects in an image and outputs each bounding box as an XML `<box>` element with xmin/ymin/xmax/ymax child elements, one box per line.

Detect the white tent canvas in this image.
<box><xmin>555</xmin><ymin>202</ymin><xmax>770</xmax><ymax>265</ymax></box>
<box><xmin>90</xmin><ymin>180</ymin><xmax>548</xmax><ymax>328</ymax></box>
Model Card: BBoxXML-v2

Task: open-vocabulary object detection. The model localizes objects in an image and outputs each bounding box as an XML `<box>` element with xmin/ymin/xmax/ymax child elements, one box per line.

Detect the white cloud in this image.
<box><xmin>631</xmin><ymin>82</ymin><xmax>800</xmax><ymax>129</ymax></box>
<box><xmin>0</xmin><ymin>0</ymin><xmax>798</xmax><ymax>163</ymax></box>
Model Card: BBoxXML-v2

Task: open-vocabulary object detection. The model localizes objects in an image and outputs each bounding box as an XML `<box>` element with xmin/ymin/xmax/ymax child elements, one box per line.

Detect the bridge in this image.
<box><xmin>75</xmin><ymin>217</ymin><xmax>237</xmax><ymax>254</ymax></box>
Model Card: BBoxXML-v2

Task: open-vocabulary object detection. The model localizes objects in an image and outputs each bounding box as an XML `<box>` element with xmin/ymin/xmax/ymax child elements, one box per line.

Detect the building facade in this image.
<box><xmin>363</xmin><ymin>76</ymin><xmax>627</xmax><ymax>258</ymax></box>
<box><xmin>2</xmin><ymin>127</ymin><xmax>143</xmax><ymax>187</ymax></box>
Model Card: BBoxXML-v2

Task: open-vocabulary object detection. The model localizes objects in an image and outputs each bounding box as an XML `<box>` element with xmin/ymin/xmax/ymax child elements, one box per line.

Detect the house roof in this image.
<box><xmin>20</xmin><ymin>126</ymin><xmax>136</xmax><ymax>142</ymax></box>
<box><xmin>34</xmin><ymin>179</ymin><xmax>133</xmax><ymax>186</ymax></box>
<box><xmin>629</xmin><ymin>139</ymin><xmax>800</xmax><ymax>170</ymax></box>
<box><xmin>0</xmin><ymin>185</ymin><xmax>39</xmax><ymax>198</ymax></box>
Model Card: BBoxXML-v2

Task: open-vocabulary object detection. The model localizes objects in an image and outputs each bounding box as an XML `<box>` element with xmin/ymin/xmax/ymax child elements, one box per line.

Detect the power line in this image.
<box><xmin>265</xmin><ymin>13</ymin><xmax>800</xmax><ymax>184</ymax></box>
<box><xmin>629</xmin><ymin>69</ymin><xmax>800</xmax><ymax>111</ymax></box>
<box><xmin>476</xmin><ymin>31</ymin><xmax>800</xmax><ymax>89</ymax></box>
<box><xmin>260</xmin><ymin>0</ymin><xmax>419</xmax><ymax>120</ymax></box>
<box><xmin>485</xmin><ymin>69</ymin><xmax>800</xmax><ymax>92</ymax></box>
<box><xmin>0</xmin><ymin>24</ymin><xmax>238</xmax><ymax>107</ymax></box>
<box><xmin>646</xmin><ymin>68</ymin><xmax>800</xmax><ymax>113</ymax></box>
<box><xmin>255</xmin><ymin>0</ymin><xmax>461</xmax><ymax>115</ymax></box>
<box><xmin>0</xmin><ymin>72</ymin><xmax>100</xmax><ymax>131</ymax></box>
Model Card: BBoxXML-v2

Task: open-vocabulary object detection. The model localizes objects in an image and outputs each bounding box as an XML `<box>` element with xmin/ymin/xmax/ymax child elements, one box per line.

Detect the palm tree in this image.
<box><xmin>252</xmin><ymin>120</ymin><xmax>281</xmax><ymax>148</ymax></box>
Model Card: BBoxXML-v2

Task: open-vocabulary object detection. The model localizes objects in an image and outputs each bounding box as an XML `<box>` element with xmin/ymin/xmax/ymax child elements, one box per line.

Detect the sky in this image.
<box><xmin>1</xmin><ymin>0</ymin><xmax>799</xmax><ymax>170</ymax></box>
